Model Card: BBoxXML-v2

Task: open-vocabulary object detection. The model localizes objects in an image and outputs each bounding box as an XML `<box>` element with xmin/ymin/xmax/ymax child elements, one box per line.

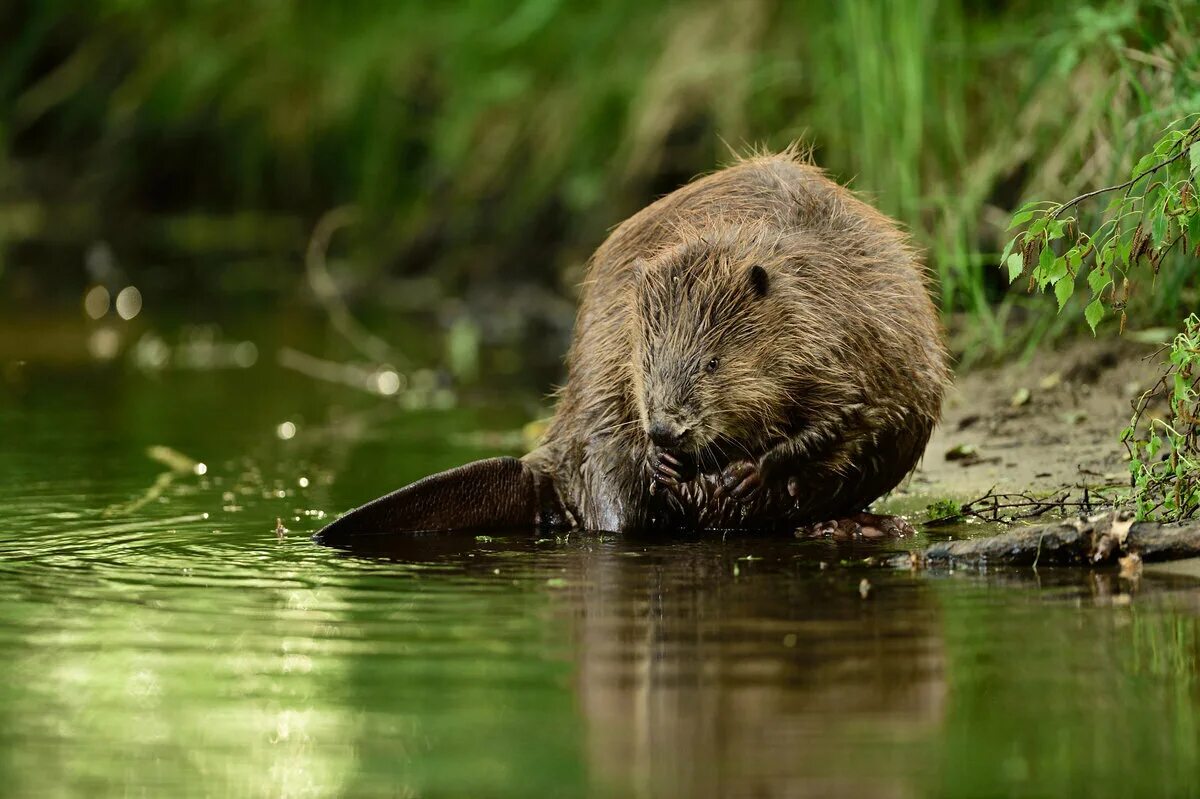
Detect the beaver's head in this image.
<box><xmin>628</xmin><ymin>237</ymin><xmax>798</xmax><ymax>458</ymax></box>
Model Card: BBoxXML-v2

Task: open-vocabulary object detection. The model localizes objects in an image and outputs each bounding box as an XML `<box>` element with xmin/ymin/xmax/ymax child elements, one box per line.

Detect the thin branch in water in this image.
<box><xmin>305</xmin><ymin>206</ymin><xmax>407</xmax><ymax>367</ymax></box>
<box><xmin>278</xmin><ymin>346</ymin><xmax>402</xmax><ymax>397</ymax></box>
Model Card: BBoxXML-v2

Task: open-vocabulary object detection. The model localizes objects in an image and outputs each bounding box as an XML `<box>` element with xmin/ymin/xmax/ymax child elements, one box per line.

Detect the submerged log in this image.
<box><xmin>894</xmin><ymin>512</ymin><xmax>1200</xmax><ymax>569</ymax></box>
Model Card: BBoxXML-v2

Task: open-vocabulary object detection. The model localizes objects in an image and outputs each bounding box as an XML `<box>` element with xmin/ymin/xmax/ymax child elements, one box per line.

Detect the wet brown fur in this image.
<box><xmin>524</xmin><ymin>149</ymin><xmax>951</xmax><ymax>532</ymax></box>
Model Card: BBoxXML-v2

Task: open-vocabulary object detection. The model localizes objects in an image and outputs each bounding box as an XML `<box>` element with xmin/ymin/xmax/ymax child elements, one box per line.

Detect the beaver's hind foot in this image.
<box><xmin>797</xmin><ymin>512</ymin><xmax>915</xmax><ymax>540</ymax></box>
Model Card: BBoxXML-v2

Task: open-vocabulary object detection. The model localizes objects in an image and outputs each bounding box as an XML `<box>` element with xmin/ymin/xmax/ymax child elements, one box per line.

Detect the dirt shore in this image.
<box><xmin>903</xmin><ymin>339</ymin><xmax>1170</xmax><ymax>511</ymax></box>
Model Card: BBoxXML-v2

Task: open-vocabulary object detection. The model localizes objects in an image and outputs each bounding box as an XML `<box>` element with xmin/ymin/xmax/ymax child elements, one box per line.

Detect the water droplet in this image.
<box><xmin>373</xmin><ymin>368</ymin><xmax>402</xmax><ymax>395</ymax></box>
<box><xmin>277</xmin><ymin>421</ymin><xmax>297</xmax><ymax>440</ymax></box>
<box><xmin>115</xmin><ymin>286</ymin><xmax>142</xmax><ymax>320</ymax></box>
<box><xmin>133</xmin><ymin>333</ymin><xmax>170</xmax><ymax>370</ymax></box>
<box><xmin>87</xmin><ymin>328</ymin><xmax>120</xmax><ymax>360</ymax></box>
<box><xmin>233</xmin><ymin>341</ymin><xmax>258</xmax><ymax>368</ymax></box>
<box><xmin>83</xmin><ymin>285</ymin><xmax>110</xmax><ymax>319</ymax></box>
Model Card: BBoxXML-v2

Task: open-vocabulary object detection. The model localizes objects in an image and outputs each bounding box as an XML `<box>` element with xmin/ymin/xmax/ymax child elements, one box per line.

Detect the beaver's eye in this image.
<box><xmin>704</xmin><ymin>357</ymin><xmax>719</xmax><ymax>374</ymax></box>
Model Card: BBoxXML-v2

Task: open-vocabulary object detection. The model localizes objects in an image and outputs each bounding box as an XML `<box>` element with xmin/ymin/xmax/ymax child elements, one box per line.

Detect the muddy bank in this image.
<box><xmin>906</xmin><ymin>339</ymin><xmax>1168</xmax><ymax>506</ymax></box>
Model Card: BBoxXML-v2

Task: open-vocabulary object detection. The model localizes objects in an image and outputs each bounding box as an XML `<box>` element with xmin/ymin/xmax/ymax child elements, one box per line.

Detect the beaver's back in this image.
<box><xmin>554</xmin><ymin>153</ymin><xmax>941</xmax><ymax>431</ymax></box>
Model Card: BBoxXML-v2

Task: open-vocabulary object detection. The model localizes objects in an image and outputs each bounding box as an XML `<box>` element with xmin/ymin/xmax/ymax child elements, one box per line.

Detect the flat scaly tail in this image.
<box><xmin>313</xmin><ymin>457</ymin><xmax>569</xmax><ymax>547</ymax></box>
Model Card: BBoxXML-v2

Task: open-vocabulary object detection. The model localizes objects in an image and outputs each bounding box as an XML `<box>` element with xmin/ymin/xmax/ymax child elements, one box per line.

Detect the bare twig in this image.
<box><xmin>305</xmin><ymin>206</ymin><xmax>406</xmax><ymax>367</ymax></box>
<box><xmin>278</xmin><ymin>346</ymin><xmax>404</xmax><ymax>397</ymax></box>
<box><xmin>925</xmin><ymin>485</ymin><xmax>1124</xmax><ymax>527</ymax></box>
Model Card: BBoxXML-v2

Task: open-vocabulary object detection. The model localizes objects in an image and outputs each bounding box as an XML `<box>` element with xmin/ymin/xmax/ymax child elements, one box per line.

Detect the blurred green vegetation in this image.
<box><xmin>1</xmin><ymin>0</ymin><xmax>1196</xmax><ymax>357</ymax></box>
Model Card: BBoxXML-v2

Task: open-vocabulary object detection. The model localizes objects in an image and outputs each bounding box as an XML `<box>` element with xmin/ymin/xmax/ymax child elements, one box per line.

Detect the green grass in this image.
<box><xmin>1</xmin><ymin>0</ymin><xmax>1196</xmax><ymax>357</ymax></box>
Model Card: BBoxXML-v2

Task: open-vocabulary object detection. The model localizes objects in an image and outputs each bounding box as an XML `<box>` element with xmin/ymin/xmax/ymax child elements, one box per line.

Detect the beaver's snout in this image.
<box><xmin>647</xmin><ymin>417</ymin><xmax>691</xmax><ymax>450</ymax></box>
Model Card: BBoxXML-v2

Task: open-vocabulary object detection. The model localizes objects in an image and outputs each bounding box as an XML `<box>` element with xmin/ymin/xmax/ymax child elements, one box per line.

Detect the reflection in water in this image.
<box><xmin>2</xmin><ymin>353</ymin><xmax>1200</xmax><ymax>797</ymax></box>
<box><xmin>348</xmin><ymin>531</ymin><xmax>1200</xmax><ymax>799</ymax></box>
<box><xmin>334</xmin><ymin>531</ymin><xmax>951</xmax><ymax>797</ymax></box>
<box><xmin>565</xmin><ymin>542</ymin><xmax>946</xmax><ymax>798</ymax></box>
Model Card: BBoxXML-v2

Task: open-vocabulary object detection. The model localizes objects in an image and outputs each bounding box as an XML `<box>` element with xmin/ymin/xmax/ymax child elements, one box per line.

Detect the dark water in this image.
<box><xmin>2</xmin><ymin>313</ymin><xmax>1199</xmax><ymax>798</ymax></box>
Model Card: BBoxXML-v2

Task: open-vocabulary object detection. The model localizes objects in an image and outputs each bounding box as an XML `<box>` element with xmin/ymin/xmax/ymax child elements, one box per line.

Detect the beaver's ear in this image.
<box><xmin>748</xmin><ymin>264</ymin><xmax>770</xmax><ymax>297</ymax></box>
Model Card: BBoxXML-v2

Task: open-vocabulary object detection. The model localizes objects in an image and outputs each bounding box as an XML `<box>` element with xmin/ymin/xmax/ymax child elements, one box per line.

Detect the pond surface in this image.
<box><xmin>2</xmin><ymin>313</ymin><xmax>1199</xmax><ymax>798</ymax></box>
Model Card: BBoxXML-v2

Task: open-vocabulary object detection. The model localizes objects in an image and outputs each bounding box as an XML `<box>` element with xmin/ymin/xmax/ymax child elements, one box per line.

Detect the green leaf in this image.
<box><xmin>1047</xmin><ymin>255</ymin><xmax>1069</xmax><ymax>284</ymax></box>
<box><xmin>1084</xmin><ymin>298</ymin><xmax>1104</xmax><ymax>333</ymax></box>
<box><xmin>1190</xmin><ymin>142</ymin><xmax>1200</xmax><ymax>179</ymax></box>
<box><xmin>1036</xmin><ymin>245</ymin><xmax>1055</xmax><ymax>290</ymax></box>
<box><xmin>1055</xmin><ymin>272</ymin><xmax>1074</xmax><ymax>310</ymax></box>
<box><xmin>1152</xmin><ymin>211</ymin><xmax>1168</xmax><ymax>243</ymax></box>
<box><xmin>1001</xmin><ymin>235</ymin><xmax>1017</xmax><ymax>266</ymax></box>
<box><xmin>1068</xmin><ymin>248</ymin><xmax>1082</xmax><ymax>273</ymax></box>
<box><xmin>1133</xmin><ymin>153</ymin><xmax>1157</xmax><ymax>177</ymax></box>
<box><xmin>1007</xmin><ymin>210</ymin><xmax>1036</xmax><ymax>230</ymax></box>
<box><xmin>1123</xmin><ymin>237</ymin><xmax>1137</xmax><ymax>268</ymax></box>
<box><xmin>1005</xmin><ymin>253</ymin><xmax>1023</xmax><ymax>283</ymax></box>
<box><xmin>1098</xmin><ymin>237</ymin><xmax>1117</xmax><ymax>271</ymax></box>
<box><xmin>1087</xmin><ymin>265</ymin><xmax>1110</xmax><ymax>296</ymax></box>
<box><xmin>1014</xmin><ymin>200</ymin><xmax>1048</xmax><ymax>214</ymax></box>
<box><xmin>1154</xmin><ymin>133</ymin><xmax>1182</xmax><ymax>156</ymax></box>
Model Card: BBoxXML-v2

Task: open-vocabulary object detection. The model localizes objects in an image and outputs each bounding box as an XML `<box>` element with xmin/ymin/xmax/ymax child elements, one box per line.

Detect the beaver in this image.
<box><xmin>316</xmin><ymin>150</ymin><xmax>950</xmax><ymax>544</ymax></box>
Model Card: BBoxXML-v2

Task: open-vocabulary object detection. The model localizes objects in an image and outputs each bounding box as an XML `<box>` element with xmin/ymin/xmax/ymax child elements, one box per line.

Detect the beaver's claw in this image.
<box><xmin>716</xmin><ymin>460</ymin><xmax>762</xmax><ymax>500</ymax></box>
<box><xmin>646</xmin><ymin>447</ymin><xmax>687</xmax><ymax>492</ymax></box>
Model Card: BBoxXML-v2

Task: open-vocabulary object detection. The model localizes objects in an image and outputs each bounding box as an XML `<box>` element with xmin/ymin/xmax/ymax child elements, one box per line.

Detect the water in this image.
<box><xmin>2</xmin><ymin>314</ymin><xmax>1199</xmax><ymax>798</ymax></box>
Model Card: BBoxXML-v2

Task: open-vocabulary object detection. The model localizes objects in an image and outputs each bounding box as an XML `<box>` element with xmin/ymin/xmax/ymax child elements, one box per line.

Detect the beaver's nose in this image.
<box><xmin>648</xmin><ymin>418</ymin><xmax>690</xmax><ymax>450</ymax></box>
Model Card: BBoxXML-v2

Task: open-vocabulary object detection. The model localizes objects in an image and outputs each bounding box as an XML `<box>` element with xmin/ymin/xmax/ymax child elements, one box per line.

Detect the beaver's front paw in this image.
<box><xmin>715</xmin><ymin>460</ymin><xmax>762</xmax><ymax>500</ymax></box>
<box><xmin>645</xmin><ymin>447</ymin><xmax>693</xmax><ymax>494</ymax></box>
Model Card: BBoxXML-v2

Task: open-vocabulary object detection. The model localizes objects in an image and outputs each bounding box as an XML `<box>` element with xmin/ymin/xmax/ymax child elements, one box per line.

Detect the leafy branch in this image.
<box><xmin>1003</xmin><ymin>116</ymin><xmax>1200</xmax><ymax>522</ymax></box>
<box><xmin>1050</xmin><ymin>134</ymin><xmax>1197</xmax><ymax>220</ymax></box>
<box><xmin>1001</xmin><ymin>115</ymin><xmax>1200</xmax><ymax>334</ymax></box>
<box><xmin>1121</xmin><ymin>315</ymin><xmax>1200</xmax><ymax>521</ymax></box>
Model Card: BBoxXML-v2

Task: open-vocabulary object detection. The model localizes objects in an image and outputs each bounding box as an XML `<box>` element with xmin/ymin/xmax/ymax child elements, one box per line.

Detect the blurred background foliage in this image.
<box><xmin>0</xmin><ymin>0</ymin><xmax>1196</xmax><ymax>360</ymax></box>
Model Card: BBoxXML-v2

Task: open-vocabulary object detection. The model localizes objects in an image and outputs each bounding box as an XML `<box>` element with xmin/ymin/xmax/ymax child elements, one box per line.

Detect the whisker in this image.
<box><xmin>588</xmin><ymin>416</ymin><xmax>645</xmax><ymax>440</ymax></box>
